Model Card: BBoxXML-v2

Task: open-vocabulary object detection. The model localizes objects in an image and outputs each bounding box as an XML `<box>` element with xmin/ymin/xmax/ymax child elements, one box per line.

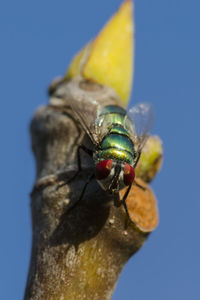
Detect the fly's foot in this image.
<box><xmin>56</xmin><ymin>170</ymin><xmax>80</xmax><ymax>190</ymax></box>
<box><xmin>134</xmin><ymin>179</ymin><xmax>146</xmax><ymax>191</ymax></box>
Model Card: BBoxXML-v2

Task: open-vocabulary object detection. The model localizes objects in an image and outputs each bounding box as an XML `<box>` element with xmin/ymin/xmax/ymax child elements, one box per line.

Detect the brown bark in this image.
<box><xmin>24</xmin><ymin>77</ymin><xmax>158</xmax><ymax>300</ymax></box>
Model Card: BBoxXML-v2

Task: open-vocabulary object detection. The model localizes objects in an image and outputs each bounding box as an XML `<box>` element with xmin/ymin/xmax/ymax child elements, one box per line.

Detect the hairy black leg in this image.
<box><xmin>57</xmin><ymin>145</ymin><xmax>93</xmax><ymax>188</ymax></box>
<box><xmin>64</xmin><ymin>173</ymin><xmax>95</xmax><ymax>214</ymax></box>
<box><xmin>134</xmin><ymin>179</ymin><xmax>146</xmax><ymax>191</ymax></box>
<box><xmin>134</xmin><ymin>151</ymin><xmax>141</xmax><ymax>168</ymax></box>
<box><xmin>77</xmin><ymin>173</ymin><xmax>95</xmax><ymax>204</ymax></box>
<box><xmin>121</xmin><ymin>184</ymin><xmax>132</xmax><ymax>220</ymax></box>
<box><xmin>69</xmin><ymin>145</ymin><xmax>93</xmax><ymax>182</ymax></box>
<box><xmin>133</xmin><ymin>151</ymin><xmax>146</xmax><ymax>190</ymax></box>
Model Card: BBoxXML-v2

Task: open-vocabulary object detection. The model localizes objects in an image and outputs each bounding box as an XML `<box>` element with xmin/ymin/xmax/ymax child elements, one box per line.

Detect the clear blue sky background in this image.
<box><xmin>1</xmin><ymin>0</ymin><xmax>200</xmax><ymax>299</ymax></box>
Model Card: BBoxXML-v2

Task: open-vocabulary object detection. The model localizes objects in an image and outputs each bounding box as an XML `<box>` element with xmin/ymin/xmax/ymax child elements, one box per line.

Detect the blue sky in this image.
<box><xmin>1</xmin><ymin>0</ymin><xmax>200</xmax><ymax>299</ymax></box>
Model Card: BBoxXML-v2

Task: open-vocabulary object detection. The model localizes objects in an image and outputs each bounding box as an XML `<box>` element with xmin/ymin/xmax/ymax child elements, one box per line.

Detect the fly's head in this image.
<box><xmin>94</xmin><ymin>159</ymin><xmax>135</xmax><ymax>193</ymax></box>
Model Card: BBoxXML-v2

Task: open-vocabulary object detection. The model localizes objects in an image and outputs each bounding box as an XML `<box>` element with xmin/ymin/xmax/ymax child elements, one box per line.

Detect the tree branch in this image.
<box><xmin>24</xmin><ymin>77</ymin><xmax>158</xmax><ymax>300</ymax></box>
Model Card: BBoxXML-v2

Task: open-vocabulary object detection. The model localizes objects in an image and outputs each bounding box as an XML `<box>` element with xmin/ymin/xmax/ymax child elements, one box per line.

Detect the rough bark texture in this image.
<box><xmin>24</xmin><ymin>77</ymin><xmax>157</xmax><ymax>300</ymax></box>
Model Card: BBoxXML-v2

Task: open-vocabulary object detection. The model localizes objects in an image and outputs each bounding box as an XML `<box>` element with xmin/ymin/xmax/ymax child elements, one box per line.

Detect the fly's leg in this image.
<box><xmin>57</xmin><ymin>145</ymin><xmax>94</xmax><ymax>214</ymax></box>
<box><xmin>77</xmin><ymin>173</ymin><xmax>95</xmax><ymax>205</ymax></box>
<box><xmin>121</xmin><ymin>184</ymin><xmax>132</xmax><ymax>221</ymax></box>
<box><xmin>133</xmin><ymin>151</ymin><xmax>146</xmax><ymax>190</ymax></box>
<box><xmin>134</xmin><ymin>151</ymin><xmax>141</xmax><ymax>168</ymax></box>
<box><xmin>57</xmin><ymin>145</ymin><xmax>93</xmax><ymax>188</ymax></box>
<box><xmin>134</xmin><ymin>179</ymin><xmax>146</xmax><ymax>191</ymax></box>
<box><xmin>121</xmin><ymin>181</ymin><xmax>146</xmax><ymax>225</ymax></box>
<box><xmin>63</xmin><ymin>173</ymin><xmax>95</xmax><ymax>214</ymax></box>
<box><xmin>69</xmin><ymin>145</ymin><xmax>93</xmax><ymax>183</ymax></box>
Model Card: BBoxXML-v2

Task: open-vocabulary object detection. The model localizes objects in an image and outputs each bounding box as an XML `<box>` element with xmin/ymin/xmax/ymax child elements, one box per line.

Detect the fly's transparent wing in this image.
<box><xmin>52</xmin><ymin>79</ymin><xmax>124</xmax><ymax>145</ymax></box>
<box><xmin>69</xmin><ymin>95</ymin><xmax>101</xmax><ymax>145</ymax></box>
<box><xmin>69</xmin><ymin>96</ymin><xmax>123</xmax><ymax>144</ymax></box>
<box><xmin>126</xmin><ymin>103</ymin><xmax>154</xmax><ymax>152</ymax></box>
<box><xmin>52</xmin><ymin>81</ymin><xmax>101</xmax><ymax>144</ymax></box>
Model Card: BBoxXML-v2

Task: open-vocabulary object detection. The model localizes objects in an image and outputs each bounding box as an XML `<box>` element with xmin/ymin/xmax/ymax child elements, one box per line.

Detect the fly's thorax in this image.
<box><xmin>92</xmin><ymin>105</ymin><xmax>136</xmax><ymax>192</ymax></box>
<box><xmin>93</xmin><ymin>158</ymin><xmax>135</xmax><ymax>193</ymax></box>
<box><xmin>97</xmin><ymin>105</ymin><xmax>127</xmax><ymax>129</ymax></box>
<box><xmin>96</xmin><ymin>105</ymin><xmax>135</xmax><ymax>137</ymax></box>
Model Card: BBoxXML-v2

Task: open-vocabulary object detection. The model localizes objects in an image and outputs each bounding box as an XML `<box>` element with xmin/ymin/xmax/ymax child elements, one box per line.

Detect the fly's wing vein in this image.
<box><xmin>54</xmin><ymin>82</ymin><xmax>125</xmax><ymax>146</ymax></box>
<box><xmin>125</xmin><ymin>103</ymin><xmax>154</xmax><ymax>153</ymax></box>
<box><xmin>69</xmin><ymin>94</ymin><xmax>101</xmax><ymax>145</ymax></box>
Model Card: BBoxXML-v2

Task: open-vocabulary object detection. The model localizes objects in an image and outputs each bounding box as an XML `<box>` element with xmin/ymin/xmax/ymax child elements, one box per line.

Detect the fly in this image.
<box><xmin>56</xmin><ymin>84</ymin><xmax>154</xmax><ymax>217</ymax></box>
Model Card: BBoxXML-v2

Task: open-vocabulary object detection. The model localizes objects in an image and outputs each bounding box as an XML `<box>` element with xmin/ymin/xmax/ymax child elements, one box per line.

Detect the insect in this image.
<box><xmin>58</xmin><ymin>86</ymin><xmax>154</xmax><ymax>217</ymax></box>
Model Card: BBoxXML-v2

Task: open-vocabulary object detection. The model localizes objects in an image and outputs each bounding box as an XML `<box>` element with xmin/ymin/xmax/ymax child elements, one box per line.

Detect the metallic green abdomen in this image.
<box><xmin>109</xmin><ymin>124</ymin><xmax>129</xmax><ymax>137</ymax></box>
<box><xmin>99</xmin><ymin>134</ymin><xmax>134</xmax><ymax>165</ymax></box>
<box><xmin>101</xmin><ymin>134</ymin><xmax>134</xmax><ymax>154</ymax></box>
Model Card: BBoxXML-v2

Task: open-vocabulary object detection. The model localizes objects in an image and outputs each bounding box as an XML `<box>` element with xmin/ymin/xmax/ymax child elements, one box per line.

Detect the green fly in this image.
<box><xmin>56</xmin><ymin>85</ymin><xmax>154</xmax><ymax>215</ymax></box>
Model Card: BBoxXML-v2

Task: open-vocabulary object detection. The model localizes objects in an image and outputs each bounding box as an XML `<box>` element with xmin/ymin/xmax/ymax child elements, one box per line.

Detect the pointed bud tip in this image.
<box><xmin>66</xmin><ymin>0</ymin><xmax>134</xmax><ymax>107</ymax></box>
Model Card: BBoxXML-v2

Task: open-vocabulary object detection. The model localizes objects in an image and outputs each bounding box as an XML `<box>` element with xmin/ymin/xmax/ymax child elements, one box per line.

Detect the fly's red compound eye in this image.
<box><xmin>95</xmin><ymin>160</ymin><xmax>113</xmax><ymax>180</ymax></box>
<box><xmin>124</xmin><ymin>163</ymin><xmax>135</xmax><ymax>186</ymax></box>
